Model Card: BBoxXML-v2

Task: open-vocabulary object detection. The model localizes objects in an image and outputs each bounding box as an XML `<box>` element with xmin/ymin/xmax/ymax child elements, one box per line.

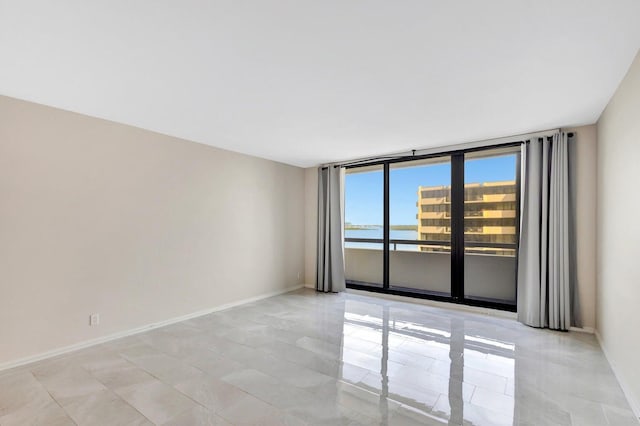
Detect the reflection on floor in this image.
<box><xmin>0</xmin><ymin>288</ymin><xmax>637</xmax><ymax>425</ymax></box>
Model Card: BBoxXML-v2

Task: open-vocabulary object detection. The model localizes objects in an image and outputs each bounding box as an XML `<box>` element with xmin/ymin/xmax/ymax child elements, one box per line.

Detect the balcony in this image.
<box><xmin>482</xmin><ymin>226</ymin><xmax>516</xmax><ymax>235</ymax></box>
<box><xmin>419</xmin><ymin>210</ymin><xmax>516</xmax><ymax>219</ymax></box>
<box><xmin>464</xmin><ymin>193</ymin><xmax>516</xmax><ymax>203</ymax></box>
<box><xmin>483</xmin><ymin>209</ymin><xmax>516</xmax><ymax>218</ymax></box>
<box><xmin>420</xmin><ymin>212</ymin><xmax>447</xmax><ymax>219</ymax></box>
<box><xmin>344</xmin><ymin>246</ymin><xmax>516</xmax><ymax>302</ymax></box>
<box><xmin>483</xmin><ymin>193</ymin><xmax>516</xmax><ymax>202</ymax></box>
<box><xmin>420</xmin><ymin>226</ymin><xmax>451</xmax><ymax>233</ymax></box>
<box><xmin>419</xmin><ymin>197</ymin><xmax>450</xmax><ymax>205</ymax></box>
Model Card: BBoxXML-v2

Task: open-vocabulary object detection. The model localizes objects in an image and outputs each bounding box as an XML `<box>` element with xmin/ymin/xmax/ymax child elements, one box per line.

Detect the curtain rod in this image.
<box><xmin>325</xmin><ymin>128</ymin><xmax>571</xmax><ymax>168</ymax></box>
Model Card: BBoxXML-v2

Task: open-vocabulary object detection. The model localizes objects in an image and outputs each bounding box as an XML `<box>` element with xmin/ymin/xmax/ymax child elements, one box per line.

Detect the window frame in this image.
<box><xmin>344</xmin><ymin>142</ymin><xmax>521</xmax><ymax>312</ymax></box>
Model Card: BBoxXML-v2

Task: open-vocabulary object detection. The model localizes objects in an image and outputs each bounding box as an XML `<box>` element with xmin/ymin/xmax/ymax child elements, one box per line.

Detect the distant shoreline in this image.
<box><xmin>345</xmin><ymin>225</ymin><xmax>417</xmax><ymax>231</ymax></box>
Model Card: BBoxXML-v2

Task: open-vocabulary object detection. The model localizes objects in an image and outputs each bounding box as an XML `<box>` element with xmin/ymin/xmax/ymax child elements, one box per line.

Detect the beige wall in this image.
<box><xmin>0</xmin><ymin>96</ymin><xmax>305</xmax><ymax>366</ymax></box>
<box><xmin>596</xmin><ymin>51</ymin><xmax>640</xmax><ymax>415</ymax></box>
<box><xmin>567</xmin><ymin>124</ymin><xmax>597</xmax><ymax>330</ymax></box>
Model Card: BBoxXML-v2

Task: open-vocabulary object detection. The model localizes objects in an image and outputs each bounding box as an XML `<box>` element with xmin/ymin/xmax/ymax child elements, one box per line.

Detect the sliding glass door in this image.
<box><xmin>344</xmin><ymin>165</ymin><xmax>384</xmax><ymax>287</ymax></box>
<box><xmin>388</xmin><ymin>157</ymin><xmax>451</xmax><ymax>296</ymax></box>
<box><xmin>344</xmin><ymin>144</ymin><xmax>520</xmax><ymax>311</ymax></box>
<box><xmin>464</xmin><ymin>147</ymin><xmax>519</xmax><ymax>305</ymax></box>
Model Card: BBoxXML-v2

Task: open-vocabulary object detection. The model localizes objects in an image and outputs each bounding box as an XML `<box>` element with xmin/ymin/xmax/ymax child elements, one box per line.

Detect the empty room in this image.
<box><xmin>1</xmin><ymin>1</ymin><xmax>639</xmax><ymax>425</ymax></box>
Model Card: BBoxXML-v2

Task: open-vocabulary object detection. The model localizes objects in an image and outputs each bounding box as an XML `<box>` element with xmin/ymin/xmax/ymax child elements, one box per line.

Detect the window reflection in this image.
<box><xmin>341</xmin><ymin>300</ymin><xmax>515</xmax><ymax>424</ymax></box>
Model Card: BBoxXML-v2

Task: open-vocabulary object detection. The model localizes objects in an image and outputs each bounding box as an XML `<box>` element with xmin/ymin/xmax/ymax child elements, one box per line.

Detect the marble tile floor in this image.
<box><xmin>0</xmin><ymin>288</ymin><xmax>637</xmax><ymax>425</ymax></box>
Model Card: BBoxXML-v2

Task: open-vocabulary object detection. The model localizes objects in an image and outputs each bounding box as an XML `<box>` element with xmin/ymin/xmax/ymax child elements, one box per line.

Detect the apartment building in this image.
<box><xmin>417</xmin><ymin>180</ymin><xmax>517</xmax><ymax>255</ymax></box>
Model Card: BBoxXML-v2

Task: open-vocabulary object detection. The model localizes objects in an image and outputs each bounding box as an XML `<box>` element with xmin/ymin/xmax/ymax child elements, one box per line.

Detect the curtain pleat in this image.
<box><xmin>316</xmin><ymin>166</ymin><xmax>346</xmax><ymax>293</ymax></box>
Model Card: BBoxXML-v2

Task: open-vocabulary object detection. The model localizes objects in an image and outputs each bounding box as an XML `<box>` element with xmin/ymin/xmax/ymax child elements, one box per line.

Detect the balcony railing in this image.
<box><xmin>344</xmin><ymin>240</ymin><xmax>517</xmax><ymax>302</ymax></box>
<box><xmin>344</xmin><ymin>237</ymin><xmax>516</xmax><ymax>256</ymax></box>
<box><xmin>419</xmin><ymin>196</ymin><xmax>451</xmax><ymax>205</ymax></box>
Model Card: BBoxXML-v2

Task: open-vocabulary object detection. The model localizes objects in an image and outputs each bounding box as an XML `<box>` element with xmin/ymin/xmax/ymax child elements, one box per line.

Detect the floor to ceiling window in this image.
<box><xmin>344</xmin><ymin>144</ymin><xmax>520</xmax><ymax>311</ymax></box>
<box><xmin>344</xmin><ymin>164</ymin><xmax>384</xmax><ymax>287</ymax></box>
<box><xmin>389</xmin><ymin>157</ymin><xmax>452</xmax><ymax>296</ymax></box>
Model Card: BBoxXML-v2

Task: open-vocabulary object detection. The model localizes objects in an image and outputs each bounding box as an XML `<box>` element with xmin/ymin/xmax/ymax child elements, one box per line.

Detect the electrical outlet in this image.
<box><xmin>90</xmin><ymin>313</ymin><xmax>100</xmax><ymax>326</ymax></box>
<box><xmin>297</xmin><ymin>272</ymin><xmax>301</xmax><ymax>280</ymax></box>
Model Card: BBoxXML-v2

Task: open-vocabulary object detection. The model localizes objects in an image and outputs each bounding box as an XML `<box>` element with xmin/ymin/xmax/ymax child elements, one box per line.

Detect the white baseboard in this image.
<box><xmin>595</xmin><ymin>331</ymin><xmax>640</xmax><ymax>420</ymax></box>
<box><xmin>304</xmin><ymin>283</ymin><xmax>315</xmax><ymax>289</ymax></box>
<box><xmin>569</xmin><ymin>326</ymin><xmax>595</xmax><ymax>334</ymax></box>
<box><xmin>346</xmin><ymin>288</ymin><xmax>517</xmax><ymax>320</ymax></box>
<box><xmin>0</xmin><ymin>284</ymin><xmax>304</xmax><ymax>373</ymax></box>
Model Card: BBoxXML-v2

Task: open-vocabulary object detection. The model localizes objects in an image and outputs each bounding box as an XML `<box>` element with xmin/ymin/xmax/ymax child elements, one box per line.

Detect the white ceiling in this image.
<box><xmin>1</xmin><ymin>1</ymin><xmax>639</xmax><ymax>167</ymax></box>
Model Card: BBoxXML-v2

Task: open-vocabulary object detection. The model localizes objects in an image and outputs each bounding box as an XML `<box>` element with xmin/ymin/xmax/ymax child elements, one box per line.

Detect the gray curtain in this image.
<box><xmin>517</xmin><ymin>132</ymin><xmax>574</xmax><ymax>330</ymax></box>
<box><xmin>316</xmin><ymin>166</ymin><xmax>346</xmax><ymax>292</ymax></box>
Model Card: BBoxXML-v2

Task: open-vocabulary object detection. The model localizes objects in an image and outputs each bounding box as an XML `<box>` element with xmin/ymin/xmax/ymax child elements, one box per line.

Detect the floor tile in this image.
<box><xmin>114</xmin><ymin>380</ymin><xmax>198</xmax><ymax>424</ymax></box>
<box><xmin>161</xmin><ymin>405</ymin><xmax>232</xmax><ymax>425</ymax></box>
<box><xmin>216</xmin><ymin>392</ymin><xmax>305</xmax><ymax>425</ymax></box>
<box><xmin>32</xmin><ymin>366</ymin><xmax>108</xmax><ymax>406</ymax></box>
<box><xmin>90</xmin><ymin>362</ymin><xmax>157</xmax><ymax>392</ymax></box>
<box><xmin>221</xmin><ymin>368</ymin><xmax>316</xmax><ymax>410</ymax></box>
<box><xmin>123</xmin><ymin>352</ymin><xmax>203</xmax><ymax>385</ymax></box>
<box><xmin>63</xmin><ymin>389</ymin><xmax>151</xmax><ymax>425</ymax></box>
<box><xmin>0</xmin><ymin>371</ymin><xmax>53</xmax><ymax>418</ymax></box>
<box><xmin>183</xmin><ymin>350</ymin><xmax>246</xmax><ymax>378</ymax></box>
<box><xmin>0</xmin><ymin>400</ymin><xmax>75</xmax><ymax>426</ymax></box>
<box><xmin>174</xmin><ymin>374</ymin><xmax>248</xmax><ymax>412</ymax></box>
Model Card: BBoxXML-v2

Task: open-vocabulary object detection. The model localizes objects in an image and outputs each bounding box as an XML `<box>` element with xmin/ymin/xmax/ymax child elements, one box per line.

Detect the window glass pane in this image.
<box><xmin>390</xmin><ymin>157</ymin><xmax>452</xmax><ymax>249</ymax></box>
<box><xmin>464</xmin><ymin>148</ymin><xmax>518</xmax><ymax>304</ymax></box>
<box><xmin>344</xmin><ymin>243</ymin><xmax>383</xmax><ymax>287</ymax></box>
<box><xmin>345</xmin><ymin>165</ymin><xmax>383</xmax><ymax>242</ymax></box>
<box><xmin>344</xmin><ymin>165</ymin><xmax>383</xmax><ymax>285</ymax></box>
<box><xmin>389</xmin><ymin>157</ymin><xmax>451</xmax><ymax>295</ymax></box>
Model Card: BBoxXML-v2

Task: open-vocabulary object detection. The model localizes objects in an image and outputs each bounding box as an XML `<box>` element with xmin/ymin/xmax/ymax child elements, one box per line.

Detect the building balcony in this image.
<box><xmin>481</xmin><ymin>226</ymin><xmax>516</xmax><ymax>234</ymax></box>
<box><xmin>420</xmin><ymin>226</ymin><xmax>451</xmax><ymax>234</ymax></box>
<box><xmin>464</xmin><ymin>193</ymin><xmax>516</xmax><ymax>203</ymax></box>
<box><xmin>482</xmin><ymin>210</ymin><xmax>516</xmax><ymax>218</ymax></box>
<box><xmin>419</xmin><ymin>212</ymin><xmax>448</xmax><ymax>219</ymax></box>
<box><xmin>483</xmin><ymin>193</ymin><xmax>516</xmax><ymax>202</ymax></box>
<box><xmin>419</xmin><ymin>197</ymin><xmax>450</xmax><ymax>205</ymax></box>
<box><xmin>419</xmin><ymin>211</ymin><xmax>515</xmax><ymax>220</ymax></box>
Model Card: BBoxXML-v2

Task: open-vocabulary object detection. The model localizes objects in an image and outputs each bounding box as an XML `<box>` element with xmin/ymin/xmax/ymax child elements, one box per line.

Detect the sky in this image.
<box><xmin>345</xmin><ymin>154</ymin><xmax>517</xmax><ymax>225</ymax></box>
